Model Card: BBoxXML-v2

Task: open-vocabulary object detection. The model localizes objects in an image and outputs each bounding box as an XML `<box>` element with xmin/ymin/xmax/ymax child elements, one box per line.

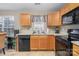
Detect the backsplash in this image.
<box><xmin>20</xmin><ymin>27</ymin><xmax>33</xmax><ymax>34</ymax></box>
<box><xmin>61</xmin><ymin>24</ymin><xmax>79</xmax><ymax>33</ymax></box>
<box><xmin>20</xmin><ymin>24</ymin><xmax>79</xmax><ymax>35</ymax></box>
<box><xmin>47</xmin><ymin>24</ymin><xmax>79</xmax><ymax>34</ymax></box>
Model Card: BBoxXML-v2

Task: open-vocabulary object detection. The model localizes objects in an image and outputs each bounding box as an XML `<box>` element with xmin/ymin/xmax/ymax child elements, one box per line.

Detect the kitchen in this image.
<box><xmin>0</xmin><ymin>3</ymin><xmax>79</xmax><ymax>56</ymax></box>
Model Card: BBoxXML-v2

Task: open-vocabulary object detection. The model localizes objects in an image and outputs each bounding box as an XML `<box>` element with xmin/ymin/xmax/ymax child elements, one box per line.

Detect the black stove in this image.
<box><xmin>67</xmin><ymin>29</ymin><xmax>79</xmax><ymax>56</ymax></box>
<box><xmin>68</xmin><ymin>29</ymin><xmax>79</xmax><ymax>41</ymax></box>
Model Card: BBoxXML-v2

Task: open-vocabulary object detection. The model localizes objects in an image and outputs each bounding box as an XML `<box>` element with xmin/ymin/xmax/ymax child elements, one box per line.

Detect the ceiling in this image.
<box><xmin>0</xmin><ymin>3</ymin><xmax>66</xmax><ymax>15</ymax></box>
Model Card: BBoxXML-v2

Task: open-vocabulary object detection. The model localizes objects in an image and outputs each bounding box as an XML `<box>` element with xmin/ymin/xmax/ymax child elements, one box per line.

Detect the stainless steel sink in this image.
<box><xmin>32</xmin><ymin>30</ymin><xmax>47</xmax><ymax>35</ymax></box>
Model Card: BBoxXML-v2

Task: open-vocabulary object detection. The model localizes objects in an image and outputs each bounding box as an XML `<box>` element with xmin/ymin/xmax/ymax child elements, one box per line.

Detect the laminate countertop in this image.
<box><xmin>0</xmin><ymin>32</ymin><xmax>6</xmax><ymax>35</ymax></box>
<box><xmin>17</xmin><ymin>32</ymin><xmax>68</xmax><ymax>36</ymax></box>
<box><xmin>71</xmin><ymin>41</ymin><xmax>79</xmax><ymax>46</ymax></box>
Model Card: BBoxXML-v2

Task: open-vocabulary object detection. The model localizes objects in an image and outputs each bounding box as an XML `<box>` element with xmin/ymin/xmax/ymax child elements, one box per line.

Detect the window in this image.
<box><xmin>0</xmin><ymin>17</ymin><xmax>3</xmax><ymax>32</ymax></box>
<box><xmin>0</xmin><ymin>16</ymin><xmax>14</xmax><ymax>37</ymax></box>
<box><xmin>32</xmin><ymin>15</ymin><xmax>47</xmax><ymax>34</ymax></box>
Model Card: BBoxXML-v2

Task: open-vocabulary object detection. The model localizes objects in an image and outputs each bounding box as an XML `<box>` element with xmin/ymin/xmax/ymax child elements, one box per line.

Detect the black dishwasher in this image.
<box><xmin>18</xmin><ymin>35</ymin><xmax>30</xmax><ymax>51</ymax></box>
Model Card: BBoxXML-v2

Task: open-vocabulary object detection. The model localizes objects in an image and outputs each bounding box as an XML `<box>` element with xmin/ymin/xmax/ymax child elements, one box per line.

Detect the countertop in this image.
<box><xmin>16</xmin><ymin>32</ymin><xmax>68</xmax><ymax>36</ymax></box>
<box><xmin>71</xmin><ymin>41</ymin><xmax>79</xmax><ymax>46</ymax></box>
<box><xmin>0</xmin><ymin>32</ymin><xmax>6</xmax><ymax>35</ymax></box>
<box><xmin>56</xmin><ymin>35</ymin><xmax>68</xmax><ymax>41</ymax></box>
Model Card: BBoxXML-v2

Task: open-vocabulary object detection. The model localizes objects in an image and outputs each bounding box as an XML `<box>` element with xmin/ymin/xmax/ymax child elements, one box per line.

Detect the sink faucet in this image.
<box><xmin>33</xmin><ymin>31</ymin><xmax>36</xmax><ymax>34</ymax></box>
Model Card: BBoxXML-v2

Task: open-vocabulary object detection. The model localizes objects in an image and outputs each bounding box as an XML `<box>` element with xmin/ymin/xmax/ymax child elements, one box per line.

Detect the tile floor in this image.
<box><xmin>0</xmin><ymin>49</ymin><xmax>55</xmax><ymax>56</ymax></box>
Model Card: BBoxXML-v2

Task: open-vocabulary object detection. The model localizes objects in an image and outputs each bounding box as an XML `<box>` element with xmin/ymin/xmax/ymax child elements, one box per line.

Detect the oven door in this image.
<box><xmin>55</xmin><ymin>38</ymin><xmax>72</xmax><ymax>56</ymax></box>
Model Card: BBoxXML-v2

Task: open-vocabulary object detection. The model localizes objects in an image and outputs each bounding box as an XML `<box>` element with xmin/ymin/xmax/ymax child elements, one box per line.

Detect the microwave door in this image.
<box><xmin>63</xmin><ymin>16</ymin><xmax>73</xmax><ymax>24</ymax></box>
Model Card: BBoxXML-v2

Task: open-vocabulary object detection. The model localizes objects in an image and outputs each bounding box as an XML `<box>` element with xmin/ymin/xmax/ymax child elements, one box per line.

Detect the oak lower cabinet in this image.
<box><xmin>48</xmin><ymin>35</ymin><xmax>55</xmax><ymax>50</ymax></box>
<box><xmin>30</xmin><ymin>35</ymin><xmax>55</xmax><ymax>51</ymax></box>
<box><xmin>73</xmin><ymin>44</ymin><xmax>79</xmax><ymax>56</ymax></box>
<box><xmin>30</xmin><ymin>36</ymin><xmax>39</xmax><ymax>50</ymax></box>
<box><xmin>39</xmin><ymin>36</ymin><xmax>49</xmax><ymax>50</ymax></box>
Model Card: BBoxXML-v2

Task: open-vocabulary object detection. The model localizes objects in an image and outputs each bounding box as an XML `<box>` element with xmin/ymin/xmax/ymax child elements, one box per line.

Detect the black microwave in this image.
<box><xmin>62</xmin><ymin>16</ymin><xmax>73</xmax><ymax>25</ymax></box>
<box><xmin>74</xmin><ymin>7</ymin><xmax>79</xmax><ymax>24</ymax></box>
<box><xmin>62</xmin><ymin>7</ymin><xmax>79</xmax><ymax>25</ymax></box>
<box><xmin>62</xmin><ymin>11</ymin><xmax>75</xmax><ymax>25</ymax></box>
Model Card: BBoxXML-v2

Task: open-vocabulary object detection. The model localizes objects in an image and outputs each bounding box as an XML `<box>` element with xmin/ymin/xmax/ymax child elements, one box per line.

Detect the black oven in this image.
<box><xmin>68</xmin><ymin>29</ymin><xmax>79</xmax><ymax>41</ymax></box>
<box><xmin>55</xmin><ymin>36</ymin><xmax>72</xmax><ymax>56</ymax></box>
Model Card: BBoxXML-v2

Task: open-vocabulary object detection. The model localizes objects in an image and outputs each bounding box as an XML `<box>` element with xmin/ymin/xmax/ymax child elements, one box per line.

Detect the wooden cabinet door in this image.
<box><xmin>30</xmin><ymin>35</ymin><xmax>55</xmax><ymax>51</ymax></box>
<box><xmin>39</xmin><ymin>36</ymin><xmax>48</xmax><ymax>50</ymax></box>
<box><xmin>30</xmin><ymin>36</ymin><xmax>39</xmax><ymax>50</ymax></box>
<box><xmin>60</xmin><ymin>3</ymin><xmax>79</xmax><ymax>16</ymax></box>
<box><xmin>48</xmin><ymin>11</ymin><xmax>61</xmax><ymax>26</ymax></box>
<box><xmin>67</xmin><ymin>3</ymin><xmax>79</xmax><ymax>12</ymax></box>
<box><xmin>48</xmin><ymin>13</ymin><xmax>54</xmax><ymax>26</ymax></box>
<box><xmin>48</xmin><ymin>35</ymin><xmax>55</xmax><ymax>50</ymax></box>
<box><xmin>0</xmin><ymin>35</ymin><xmax>5</xmax><ymax>48</ymax></box>
<box><xmin>53</xmin><ymin>11</ymin><xmax>61</xmax><ymax>26</ymax></box>
<box><xmin>73</xmin><ymin>44</ymin><xmax>79</xmax><ymax>56</ymax></box>
<box><xmin>60</xmin><ymin>4</ymin><xmax>69</xmax><ymax>16</ymax></box>
<box><xmin>20</xmin><ymin>13</ymin><xmax>31</xmax><ymax>26</ymax></box>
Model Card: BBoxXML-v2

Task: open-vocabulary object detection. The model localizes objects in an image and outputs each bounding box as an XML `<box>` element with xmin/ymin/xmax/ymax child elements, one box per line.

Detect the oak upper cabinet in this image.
<box><xmin>47</xmin><ymin>13</ymin><xmax>54</xmax><ymax>26</ymax></box>
<box><xmin>48</xmin><ymin>11</ymin><xmax>61</xmax><ymax>26</ymax></box>
<box><xmin>60</xmin><ymin>3</ymin><xmax>79</xmax><ymax>16</ymax></box>
<box><xmin>67</xmin><ymin>3</ymin><xmax>79</xmax><ymax>12</ymax></box>
<box><xmin>30</xmin><ymin>36</ymin><xmax>39</xmax><ymax>50</ymax></box>
<box><xmin>48</xmin><ymin>35</ymin><xmax>55</xmax><ymax>50</ymax></box>
<box><xmin>60</xmin><ymin>4</ymin><xmax>69</xmax><ymax>16</ymax></box>
<box><xmin>20</xmin><ymin>13</ymin><xmax>31</xmax><ymax>26</ymax></box>
<box><xmin>39</xmin><ymin>36</ymin><xmax>49</xmax><ymax>50</ymax></box>
<box><xmin>53</xmin><ymin>11</ymin><xmax>61</xmax><ymax>26</ymax></box>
